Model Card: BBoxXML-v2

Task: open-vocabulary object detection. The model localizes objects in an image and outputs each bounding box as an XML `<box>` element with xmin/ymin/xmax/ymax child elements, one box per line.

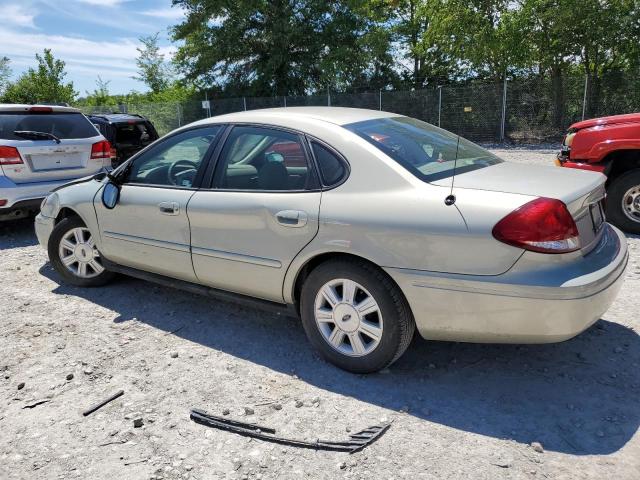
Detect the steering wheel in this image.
<box><xmin>167</xmin><ymin>159</ymin><xmax>199</xmax><ymax>186</ymax></box>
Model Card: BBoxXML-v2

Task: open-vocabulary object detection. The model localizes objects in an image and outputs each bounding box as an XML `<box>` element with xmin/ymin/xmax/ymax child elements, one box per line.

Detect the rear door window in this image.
<box><xmin>0</xmin><ymin>112</ymin><xmax>98</xmax><ymax>140</ymax></box>
<box><xmin>115</xmin><ymin>122</ymin><xmax>155</xmax><ymax>146</ymax></box>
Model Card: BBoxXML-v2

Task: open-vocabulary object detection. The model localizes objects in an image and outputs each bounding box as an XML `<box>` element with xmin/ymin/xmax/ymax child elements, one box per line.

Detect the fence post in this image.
<box><xmin>379</xmin><ymin>89</ymin><xmax>382</xmax><ymax>111</ymax></box>
<box><xmin>437</xmin><ymin>86</ymin><xmax>442</xmax><ymax>127</ymax></box>
<box><xmin>500</xmin><ymin>75</ymin><xmax>508</xmax><ymax>142</ymax></box>
<box><xmin>177</xmin><ymin>103</ymin><xmax>182</xmax><ymax>127</ymax></box>
<box><xmin>327</xmin><ymin>86</ymin><xmax>331</xmax><ymax>106</ymax></box>
<box><xmin>243</xmin><ymin>97</ymin><xmax>247</xmax><ymax>111</ymax></box>
<box><xmin>582</xmin><ymin>75</ymin><xmax>588</xmax><ymax>120</ymax></box>
<box><xmin>283</xmin><ymin>96</ymin><xmax>287</xmax><ymax>108</ymax></box>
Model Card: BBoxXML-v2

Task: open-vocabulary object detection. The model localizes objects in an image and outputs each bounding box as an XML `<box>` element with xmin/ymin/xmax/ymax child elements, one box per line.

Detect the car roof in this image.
<box><xmin>202</xmin><ymin>107</ymin><xmax>398</xmax><ymax>126</ymax></box>
<box><xmin>0</xmin><ymin>104</ymin><xmax>81</xmax><ymax>113</ymax></box>
<box><xmin>87</xmin><ymin>113</ymin><xmax>147</xmax><ymax>123</ymax></box>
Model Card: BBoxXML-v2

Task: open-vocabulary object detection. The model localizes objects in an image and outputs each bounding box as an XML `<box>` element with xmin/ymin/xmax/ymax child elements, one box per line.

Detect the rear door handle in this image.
<box><xmin>275</xmin><ymin>210</ymin><xmax>308</xmax><ymax>227</ymax></box>
<box><xmin>158</xmin><ymin>201</ymin><xmax>180</xmax><ymax>215</ymax></box>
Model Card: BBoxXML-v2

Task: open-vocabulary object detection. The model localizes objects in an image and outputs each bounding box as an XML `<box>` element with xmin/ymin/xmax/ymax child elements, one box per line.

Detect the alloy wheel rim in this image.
<box><xmin>58</xmin><ymin>227</ymin><xmax>104</xmax><ymax>279</ymax></box>
<box><xmin>314</xmin><ymin>278</ymin><xmax>383</xmax><ymax>357</ymax></box>
<box><xmin>622</xmin><ymin>185</ymin><xmax>640</xmax><ymax>223</ymax></box>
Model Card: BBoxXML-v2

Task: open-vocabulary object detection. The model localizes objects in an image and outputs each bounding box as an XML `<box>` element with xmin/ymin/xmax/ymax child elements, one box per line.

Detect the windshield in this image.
<box><xmin>345</xmin><ymin>116</ymin><xmax>503</xmax><ymax>182</ymax></box>
<box><xmin>0</xmin><ymin>112</ymin><xmax>98</xmax><ymax>141</ymax></box>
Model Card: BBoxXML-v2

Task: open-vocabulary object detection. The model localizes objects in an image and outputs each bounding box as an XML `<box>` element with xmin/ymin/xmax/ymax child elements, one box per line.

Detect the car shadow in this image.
<box><xmin>0</xmin><ymin>217</ymin><xmax>38</xmax><ymax>249</ymax></box>
<box><xmin>40</xmin><ymin>265</ymin><xmax>640</xmax><ymax>456</ymax></box>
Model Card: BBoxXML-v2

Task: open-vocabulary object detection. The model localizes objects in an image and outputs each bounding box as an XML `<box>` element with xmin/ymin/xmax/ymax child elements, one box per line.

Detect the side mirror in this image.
<box><xmin>102</xmin><ymin>182</ymin><xmax>120</xmax><ymax>209</ymax></box>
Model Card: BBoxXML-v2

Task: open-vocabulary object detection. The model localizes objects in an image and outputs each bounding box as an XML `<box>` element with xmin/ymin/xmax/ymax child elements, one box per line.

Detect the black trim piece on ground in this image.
<box><xmin>190</xmin><ymin>408</ymin><xmax>391</xmax><ymax>453</ymax></box>
<box><xmin>100</xmin><ymin>257</ymin><xmax>297</xmax><ymax>317</ymax></box>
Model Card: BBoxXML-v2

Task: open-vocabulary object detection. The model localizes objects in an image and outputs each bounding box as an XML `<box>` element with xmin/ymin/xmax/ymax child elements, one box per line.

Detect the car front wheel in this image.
<box><xmin>48</xmin><ymin>216</ymin><xmax>115</xmax><ymax>287</ymax></box>
<box><xmin>606</xmin><ymin>169</ymin><xmax>640</xmax><ymax>234</ymax></box>
<box><xmin>300</xmin><ymin>259</ymin><xmax>415</xmax><ymax>373</ymax></box>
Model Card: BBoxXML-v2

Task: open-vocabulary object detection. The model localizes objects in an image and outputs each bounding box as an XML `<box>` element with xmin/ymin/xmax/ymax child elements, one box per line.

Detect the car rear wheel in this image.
<box><xmin>300</xmin><ymin>259</ymin><xmax>415</xmax><ymax>373</ymax></box>
<box><xmin>606</xmin><ymin>169</ymin><xmax>640</xmax><ymax>234</ymax></box>
<box><xmin>48</xmin><ymin>216</ymin><xmax>115</xmax><ymax>287</ymax></box>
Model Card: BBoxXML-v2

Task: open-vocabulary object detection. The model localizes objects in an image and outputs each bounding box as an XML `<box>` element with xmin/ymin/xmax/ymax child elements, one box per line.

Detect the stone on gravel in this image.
<box><xmin>531</xmin><ymin>442</ymin><xmax>544</xmax><ymax>453</ymax></box>
<box><xmin>244</xmin><ymin>407</ymin><xmax>255</xmax><ymax>415</ymax></box>
<box><xmin>295</xmin><ymin>400</ymin><xmax>303</xmax><ymax>408</ymax></box>
<box><xmin>66</xmin><ymin>373</ymin><xmax>74</xmax><ymax>381</ymax></box>
<box><xmin>222</xmin><ymin>408</ymin><xmax>230</xmax><ymax>416</ymax></box>
<box><xmin>170</xmin><ymin>351</ymin><xmax>179</xmax><ymax>358</ymax></box>
<box><xmin>133</xmin><ymin>417</ymin><xmax>144</xmax><ymax>428</ymax></box>
<box><xmin>17</xmin><ymin>382</ymin><xmax>25</xmax><ymax>390</ymax></box>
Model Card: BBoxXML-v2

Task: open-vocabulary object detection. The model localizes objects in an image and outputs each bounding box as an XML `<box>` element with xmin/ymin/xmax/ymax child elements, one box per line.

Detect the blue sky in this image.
<box><xmin>0</xmin><ymin>0</ymin><xmax>184</xmax><ymax>95</ymax></box>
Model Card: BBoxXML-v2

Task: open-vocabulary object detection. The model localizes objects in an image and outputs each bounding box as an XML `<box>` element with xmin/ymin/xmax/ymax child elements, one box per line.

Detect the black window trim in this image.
<box><xmin>204</xmin><ymin>122</ymin><xmax>322</xmax><ymax>193</ymax></box>
<box><xmin>118</xmin><ymin>124</ymin><xmax>226</xmax><ymax>191</ymax></box>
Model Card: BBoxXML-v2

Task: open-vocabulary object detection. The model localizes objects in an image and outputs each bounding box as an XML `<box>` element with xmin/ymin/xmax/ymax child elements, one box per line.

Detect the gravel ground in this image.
<box><xmin>1</xmin><ymin>148</ymin><xmax>639</xmax><ymax>480</ymax></box>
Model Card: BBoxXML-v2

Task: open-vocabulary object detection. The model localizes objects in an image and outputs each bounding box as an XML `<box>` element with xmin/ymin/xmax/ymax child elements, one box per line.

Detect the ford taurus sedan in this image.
<box><xmin>34</xmin><ymin>107</ymin><xmax>628</xmax><ymax>373</ymax></box>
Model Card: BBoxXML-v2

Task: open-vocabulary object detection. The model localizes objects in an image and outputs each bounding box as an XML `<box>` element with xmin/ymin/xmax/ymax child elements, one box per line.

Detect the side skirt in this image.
<box><xmin>101</xmin><ymin>257</ymin><xmax>298</xmax><ymax>318</ymax></box>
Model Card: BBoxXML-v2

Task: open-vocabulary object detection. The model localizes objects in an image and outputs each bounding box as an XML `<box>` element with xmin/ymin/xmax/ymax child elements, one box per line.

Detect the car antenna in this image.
<box><xmin>445</xmin><ymin>136</ymin><xmax>460</xmax><ymax>206</ymax></box>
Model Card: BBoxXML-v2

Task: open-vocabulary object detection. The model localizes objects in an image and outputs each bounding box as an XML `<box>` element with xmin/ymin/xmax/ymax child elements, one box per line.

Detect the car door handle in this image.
<box><xmin>275</xmin><ymin>210</ymin><xmax>308</xmax><ymax>227</ymax></box>
<box><xmin>158</xmin><ymin>201</ymin><xmax>180</xmax><ymax>215</ymax></box>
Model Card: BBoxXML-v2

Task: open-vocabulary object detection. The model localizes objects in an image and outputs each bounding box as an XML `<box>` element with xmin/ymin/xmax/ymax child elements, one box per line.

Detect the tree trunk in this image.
<box><xmin>551</xmin><ymin>65</ymin><xmax>565</xmax><ymax>130</ymax></box>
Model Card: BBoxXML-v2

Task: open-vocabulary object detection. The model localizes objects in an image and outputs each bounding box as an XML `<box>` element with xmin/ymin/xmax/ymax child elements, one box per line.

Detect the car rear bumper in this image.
<box><xmin>385</xmin><ymin>224</ymin><xmax>628</xmax><ymax>343</ymax></box>
<box><xmin>0</xmin><ymin>176</ymin><xmax>76</xmax><ymax>211</ymax></box>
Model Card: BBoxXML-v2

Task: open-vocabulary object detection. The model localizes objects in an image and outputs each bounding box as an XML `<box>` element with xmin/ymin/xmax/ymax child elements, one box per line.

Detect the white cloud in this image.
<box><xmin>0</xmin><ymin>5</ymin><xmax>37</xmax><ymax>28</ymax></box>
<box><xmin>140</xmin><ymin>6</ymin><xmax>186</xmax><ymax>20</ymax></box>
<box><xmin>0</xmin><ymin>27</ymin><xmax>142</xmax><ymax>79</ymax></box>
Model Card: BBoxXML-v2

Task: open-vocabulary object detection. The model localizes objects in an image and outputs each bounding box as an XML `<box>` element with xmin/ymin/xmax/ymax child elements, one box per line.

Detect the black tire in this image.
<box><xmin>605</xmin><ymin>169</ymin><xmax>640</xmax><ymax>234</ymax></box>
<box><xmin>300</xmin><ymin>259</ymin><xmax>415</xmax><ymax>373</ymax></box>
<box><xmin>48</xmin><ymin>216</ymin><xmax>115</xmax><ymax>287</ymax></box>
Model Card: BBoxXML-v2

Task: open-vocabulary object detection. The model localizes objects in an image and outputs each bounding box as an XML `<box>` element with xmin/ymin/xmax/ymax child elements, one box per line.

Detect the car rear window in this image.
<box><xmin>0</xmin><ymin>112</ymin><xmax>98</xmax><ymax>140</ymax></box>
<box><xmin>345</xmin><ymin>116</ymin><xmax>502</xmax><ymax>182</ymax></box>
<box><xmin>115</xmin><ymin>122</ymin><xmax>155</xmax><ymax>145</ymax></box>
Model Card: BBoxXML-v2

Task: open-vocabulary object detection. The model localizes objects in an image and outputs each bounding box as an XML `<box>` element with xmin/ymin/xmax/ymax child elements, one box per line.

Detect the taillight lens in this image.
<box><xmin>91</xmin><ymin>140</ymin><xmax>112</xmax><ymax>160</ymax></box>
<box><xmin>492</xmin><ymin>197</ymin><xmax>580</xmax><ymax>254</ymax></box>
<box><xmin>0</xmin><ymin>146</ymin><xmax>24</xmax><ymax>165</ymax></box>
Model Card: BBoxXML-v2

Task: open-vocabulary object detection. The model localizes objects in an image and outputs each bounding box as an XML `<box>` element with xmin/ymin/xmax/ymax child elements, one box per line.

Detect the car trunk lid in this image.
<box><xmin>0</xmin><ymin>109</ymin><xmax>105</xmax><ymax>184</ymax></box>
<box><xmin>434</xmin><ymin>162</ymin><xmax>607</xmax><ymax>252</ymax></box>
<box><xmin>1</xmin><ymin>138</ymin><xmax>104</xmax><ymax>184</ymax></box>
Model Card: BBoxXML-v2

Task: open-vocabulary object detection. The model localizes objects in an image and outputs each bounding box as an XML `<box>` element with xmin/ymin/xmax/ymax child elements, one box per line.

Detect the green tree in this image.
<box><xmin>83</xmin><ymin>76</ymin><xmax>115</xmax><ymax>107</ymax></box>
<box><xmin>420</xmin><ymin>0</ymin><xmax>529</xmax><ymax>82</ymax></box>
<box><xmin>3</xmin><ymin>49</ymin><xmax>77</xmax><ymax>104</ymax></box>
<box><xmin>569</xmin><ymin>0</ymin><xmax>637</xmax><ymax>116</ymax></box>
<box><xmin>134</xmin><ymin>33</ymin><xmax>172</xmax><ymax>93</ymax></box>
<box><xmin>171</xmin><ymin>0</ymin><xmax>388</xmax><ymax>96</ymax></box>
<box><xmin>0</xmin><ymin>56</ymin><xmax>11</xmax><ymax>97</ymax></box>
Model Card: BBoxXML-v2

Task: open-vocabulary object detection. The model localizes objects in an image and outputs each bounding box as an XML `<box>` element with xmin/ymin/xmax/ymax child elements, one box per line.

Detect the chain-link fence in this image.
<box><xmin>80</xmin><ymin>71</ymin><xmax>640</xmax><ymax>143</ymax></box>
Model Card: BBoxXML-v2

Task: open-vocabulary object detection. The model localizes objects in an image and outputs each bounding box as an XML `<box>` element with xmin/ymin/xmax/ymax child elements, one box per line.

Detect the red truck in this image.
<box><xmin>557</xmin><ymin>113</ymin><xmax>640</xmax><ymax>233</ymax></box>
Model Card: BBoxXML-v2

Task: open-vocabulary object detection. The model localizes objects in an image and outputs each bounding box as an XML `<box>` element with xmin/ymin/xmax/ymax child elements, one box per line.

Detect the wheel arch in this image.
<box><xmin>54</xmin><ymin>206</ymin><xmax>83</xmax><ymax>225</ymax></box>
<box><xmin>288</xmin><ymin>251</ymin><xmax>407</xmax><ymax>315</ymax></box>
<box><xmin>602</xmin><ymin>149</ymin><xmax>640</xmax><ymax>183</ymax></box>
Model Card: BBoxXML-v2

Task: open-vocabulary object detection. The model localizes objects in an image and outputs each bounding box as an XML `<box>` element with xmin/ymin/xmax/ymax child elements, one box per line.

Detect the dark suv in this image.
<box><xmin>88</xmin><ymin>113</ymin><xmax>159</xmax><ymax>168</ymax></box>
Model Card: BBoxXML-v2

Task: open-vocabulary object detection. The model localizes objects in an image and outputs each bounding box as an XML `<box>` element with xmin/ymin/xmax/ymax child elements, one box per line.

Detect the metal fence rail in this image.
<box><xmin>80</xmin><ymin>72</ymin><xmax>640</xmax><ymax>142</ymax></box>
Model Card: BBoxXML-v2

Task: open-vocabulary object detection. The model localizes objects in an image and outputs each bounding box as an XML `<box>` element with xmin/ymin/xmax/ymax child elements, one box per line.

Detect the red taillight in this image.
<box><xmin>29</xmin><ymin>106</ymin><xmax>53</xmax><ymax>112</ymax></box>
<box><xmin>492</xmin><ymin>197</ymin><xmax>580</xmax><ymax>254</ymax></box>
<box><xmin>0</xmin><ymin>146</ymin><xmax>24</xmax><ymax>165</ymax></box>
<box><xmin>0</xmin><ymin>200</ymin><xmax>7</xmax><ymax>207</ymax></box>
<box><xmin>91</xmin><ymin>140</ymin><xmax>112</xmax><ymax>160</ymax></box>
<box><xmin>110</xmin><ymin>147</ymin><xmax>117</xmax><ymax>159</ymax></box>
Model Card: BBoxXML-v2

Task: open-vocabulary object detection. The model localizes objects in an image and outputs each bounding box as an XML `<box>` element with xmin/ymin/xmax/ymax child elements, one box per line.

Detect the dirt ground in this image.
<box><xmin>1</xmin><ymin>147</ymin><xmax>639</xmax><ymax>480</ymax></box>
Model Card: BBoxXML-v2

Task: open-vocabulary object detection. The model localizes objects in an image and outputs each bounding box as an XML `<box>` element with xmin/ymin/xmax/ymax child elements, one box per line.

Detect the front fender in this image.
<box><xmin>49</xmin><ymin>179</ymin><xmax>104</xmax><ymax>249</ymax></box>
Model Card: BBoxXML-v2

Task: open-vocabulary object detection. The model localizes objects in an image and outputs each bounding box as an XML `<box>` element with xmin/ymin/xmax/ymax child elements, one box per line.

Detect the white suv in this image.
<box><xmin>0</xmin><ymin>104</ymin><xmax>111</xmax><ymax>221</ymax></box>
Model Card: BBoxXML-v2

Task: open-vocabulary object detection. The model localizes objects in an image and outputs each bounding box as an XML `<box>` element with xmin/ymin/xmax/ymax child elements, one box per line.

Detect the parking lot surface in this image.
<box><xmin>1</xmin><ymin>148</ymin><xmax>639</xmax><ymax>480</ymax></box>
